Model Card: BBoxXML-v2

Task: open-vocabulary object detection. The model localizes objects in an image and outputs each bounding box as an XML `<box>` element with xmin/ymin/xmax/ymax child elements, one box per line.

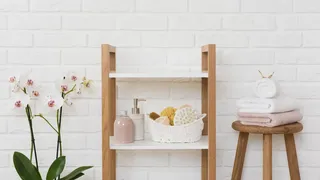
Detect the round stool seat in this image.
<box><xmin>232</xmin><ymin>121</ymin><xmax>303</xmax><ymax>134</ymax></box>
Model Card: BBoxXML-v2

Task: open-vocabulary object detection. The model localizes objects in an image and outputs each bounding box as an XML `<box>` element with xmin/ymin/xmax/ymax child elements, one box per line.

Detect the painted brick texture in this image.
<box><xmin>0</xmin><ymin>0</ymin><xmax>318</xmax><ymax>179</ymax></box>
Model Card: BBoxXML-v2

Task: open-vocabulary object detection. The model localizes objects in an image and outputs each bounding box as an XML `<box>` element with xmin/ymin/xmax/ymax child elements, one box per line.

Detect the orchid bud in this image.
<box><xmin>61</xmin><ymin>85</ymin><xmax>68</xmax><ymax>92</ymax></box>
<box><xmin>32</xmin><ymin>91</ymin><xmax>40</xmax><ymax>97</ymax></box>
<box><xmin>9</xmin><ymin>76</ymin><xmax>16</xmax><ymax>83</ymax></box>
<box><xmin>14</xmin><ymin>100</ymin><xmax>22</xmax><ymax>108</ymax></box>
<box><xmin>48</xmin><ymin>100</ymin><xmax>55</xmax><ymax>107</ymax></box>
<box><xmin>27</xmin><ymin>79</ymin><xmax>34</xmax><ymax>86</ymax></box>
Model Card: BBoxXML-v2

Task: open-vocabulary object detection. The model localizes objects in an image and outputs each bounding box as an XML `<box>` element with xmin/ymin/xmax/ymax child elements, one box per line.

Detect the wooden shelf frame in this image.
<box><xmin>101</xmin><ymin>44</ymin><xmax>216</xmax><ymax>180</ymax></box>
<box><xmin>109</xmin><ymin>72</ymin><xmax>209</xmax><ymax>78</ymax></box>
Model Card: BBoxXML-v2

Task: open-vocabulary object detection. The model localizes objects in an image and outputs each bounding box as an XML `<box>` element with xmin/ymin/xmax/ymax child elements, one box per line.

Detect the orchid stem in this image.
<box><xmin>64</xmin><ymin>84</ymin><xmax>76</xmax><ymax>96</ymax></box>
<box><xmin>58</xmin><ymin>105</ymin><xmax>63</xmax><ymax>157</ymax></box>
<box><xmin>30</xmin><ymin>142</ymin><xmax>33</xmax><ymax>161</ymax></box>
<box><xmin>55</xmin><ymin>108</ymin><xmax>63</xmax><ymax>158</ymax></box>
<box><xmin>26</xmin><ymin>105</ymin><xmax>39</xmax><ymax>170</ymax></box>
<box><xmin>34</xmin><ymin>115</ymin><xmax>59</xmax><ymax>134</ymax></box>
<box><xmin>55</xmin><ymin>110</ymin><xmax>60</xmax><ymax>158</ymax></box>
<box><xmin>55</xmin><ymin>92</ymin><xmax>64</xmax><ymax>180</ymax></box>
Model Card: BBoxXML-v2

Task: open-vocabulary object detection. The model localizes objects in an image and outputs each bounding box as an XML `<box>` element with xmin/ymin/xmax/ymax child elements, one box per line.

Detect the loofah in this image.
<box><xmin>160</xmin><ymin>107</ymin><xmax>177</xmax><ymax>125</ymax></box>
<box><xmin>173</xmin><ymin>107</ymin><xmax>198</xmax><ymax>126</ymax></box>
<box><xmin>179</xmin><ymin>104</ymin><xmax>192</xmax><ymax>109</ymax></box>
<box><xmin>155</xmin><ymin>116</ymin><xmax>170</xmax><ymax>126</ymax></box>
<box><xmin>149</xmin><ymin>112</ymin><xmax>160</xmax><ymax>120</ymax></box>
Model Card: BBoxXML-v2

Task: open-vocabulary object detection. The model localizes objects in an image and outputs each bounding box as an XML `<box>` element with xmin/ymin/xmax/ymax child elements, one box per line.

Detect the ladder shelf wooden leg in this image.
<box><xmin>201</xmin><ymin>44</ymin><xmax>216</xmax><ymax>180</ymax></box>
<box><xmin>102</xmin><ymin>44</ymin><xmax>116</xmax><ymax>180</ymax></box>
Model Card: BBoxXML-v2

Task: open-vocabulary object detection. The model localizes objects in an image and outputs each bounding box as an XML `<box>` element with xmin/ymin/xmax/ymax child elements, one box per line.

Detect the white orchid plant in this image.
<box><xmin>9</xmin><ymin>70</ymin><xmax>94</xmax><ymax>180</ymax></box>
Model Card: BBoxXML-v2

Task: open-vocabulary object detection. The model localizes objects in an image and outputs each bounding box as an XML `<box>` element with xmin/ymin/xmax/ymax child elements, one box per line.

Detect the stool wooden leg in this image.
<box><xmin>263</xmin><ymin>134</ymin><xmax>272</xmax><ymax>180</ymax></box>
<box><xmin>284</xmin><ymin>134</ymin><xmax>301</xmax><ymax>180</ymax></box>
<box><xmin>231</xmin><ymin>132</ymin><xmax>249</xmax><ymax>180</ymax></box>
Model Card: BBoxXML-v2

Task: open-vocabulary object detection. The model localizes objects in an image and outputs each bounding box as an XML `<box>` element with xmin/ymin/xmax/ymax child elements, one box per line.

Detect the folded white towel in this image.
<box><xmin>236</xmin><ymin>96</ymin><xmax>299</xmax><ymax>113</ymax></box>
<box><xmin>253</xmin><ymin>78</ymin><xmax>280</xmax><ymax>98</ymax></box>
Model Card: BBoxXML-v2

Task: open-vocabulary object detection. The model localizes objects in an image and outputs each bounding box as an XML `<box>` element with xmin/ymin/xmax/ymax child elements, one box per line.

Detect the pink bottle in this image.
<box><xmin>114</xmin><ymin>111</ymin><xmax>134</xmax><ymax>144</ymax></box>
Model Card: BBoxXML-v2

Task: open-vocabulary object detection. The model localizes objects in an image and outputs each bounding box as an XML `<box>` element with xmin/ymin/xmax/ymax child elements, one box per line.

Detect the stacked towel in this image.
<box><xmin>237</xmin><ymin>96</ymin><xmax>299</xmax><ymax>113</ymax></box>
<box><xmin>237</xmin><ymin>110</ymin><xmax>302</xmax><ymax>127</ymax></box>
<box><xmin>254</xmin><ymin>78</ymin><xmax>280</xmax><ymax>98</ymax></box>
<box><xmin>236</xmin><ymin>78</ymin><xmax>303</xmax><ymax>127</ymax></box>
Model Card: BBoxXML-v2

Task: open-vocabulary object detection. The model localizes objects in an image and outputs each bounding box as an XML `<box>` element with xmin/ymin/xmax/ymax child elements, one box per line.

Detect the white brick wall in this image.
<box><xmin>117</xmin><ymin>15</ymin><xmax>167</xmax><ymax>30</ymax></box>
<box><xmin>30</xmin><ymin>0</ymin><xmax>82</xmax><ymax>12</ymax></box>
<box><xmin>0</xmin><ymin>0</ymin><xmax>29</xmax><ymax>11</ymax></box>
<box><xmin>0</xmin><ymin>0</ymin><xmax>319</xmax><ymax>179</ymax></box>
<box><xmin>63</xmin><ymin>15</ymin><xmax>116</xmax><ymax>30</ymax></box>
<box><xmin>141</xmin><ymin>32</ymin><xmax>194</xmax><ymax>47</ymax></box>
<box><xmin>9</xmin><ymin>15</ymin><xmax>61</xmax><ymax>30</ymax></box>
<box><xmin>34</xmin><ymin>32</ymin><xmax>87</xmax><ymax>47</ymax></box>
<box><xmin>222</xmin><ymin>15</ymin><xmax>276</xmax><ymax>30</ymax></box>
<box><xmin>189</xmin><ymin>0</ymin><xmax>240</xmax><ymax>13</ymax></box>
<box><xmin>242</xmin><ymin>0</ymin><xmax>292</xmax><ymax>12</ymax></box>
<box><xmin>0</xmin><ymin>32</ymin><xmax>33</xmax><ymax>47</ymax></box>
<box><xmin>168</xmin><ymin>15</ymin><xmax>221</xmax><ymax>30</ymax></box>
<box><xmin>136</xmin><ymin>0</ymin><xmax>188</xmax><ymax>12</ymax></box>
<box><xmin>82</xmin><ymin>0</ymin><xmax>135</xmax><ymax>12</ymax></box>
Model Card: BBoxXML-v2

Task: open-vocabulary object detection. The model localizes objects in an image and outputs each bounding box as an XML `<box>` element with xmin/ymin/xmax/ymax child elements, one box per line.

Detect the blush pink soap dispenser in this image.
<box><xmin>114</xmin><ymin>110</ymin><xmax>134</xmax><ymax>144</ymax></box>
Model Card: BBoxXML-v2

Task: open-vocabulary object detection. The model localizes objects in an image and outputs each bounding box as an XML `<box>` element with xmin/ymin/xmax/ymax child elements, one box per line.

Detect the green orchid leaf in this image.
<box><xmin>69</xmin><ymin>173</ymin><xmax>84</xmax><ymax>180</ymax></box>
<box><xmin>13</xmin><ymin>152</ymin><xmax>42</xmax><ymax>180</ymax></box>
<box><xmin>46</xmin><ymin>156</ymin><xmax>66</xmax><ymax>180</ymax></box>
<box><xmin>34</xmin><ymin>165</ymin><xmax>42</xmax><ymax>179</ymax></box>
<box><xmin>60</xmin><ymin>166</ymin><xmax>93</xmax><ymax>180</ymax></box>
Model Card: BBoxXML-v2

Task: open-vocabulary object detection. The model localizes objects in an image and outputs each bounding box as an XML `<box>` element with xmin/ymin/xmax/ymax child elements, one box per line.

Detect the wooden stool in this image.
<box><xmin>231</xmin><ymin>121</ymin><xmax>303</xmax><ymax>180</ymax></box>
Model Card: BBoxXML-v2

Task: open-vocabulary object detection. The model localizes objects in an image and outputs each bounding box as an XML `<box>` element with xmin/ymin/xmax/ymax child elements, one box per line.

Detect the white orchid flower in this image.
<box><xmin>10</xmin><ymin>81</ymin><xmax>20</xmax><ymax>93</ymax></box>
<box><xmin>65</xmin><ymin>71</ymin><xmax>79</xmax><ymax>83</ymax></box>
<box><xmin>12</xmin><ymin>92</ymin><xmax>30</xmax><ymax>110</ymax></box>
<box><xmin>23</xmin><ymin>74</ymin><xmax>43</xmax><ymax>98</ymax></box>
<box><xmin>41</xmin><ymin>92</ymin><xmax>64</xmax><ymax>113</ymax></box>
<box><xmin>24</xmin><ymin>72</ymin><xmax>39</xmax><ymax>88</ymax></box>
<box><xmin>9</xmin><ymin>70</ymin><xmax>37</xmax><ymax>94</ymax></box>
<box><xmin>55</xmin><ymin>72</ymin><xmax>79</xmax><ymax>94</ymax></box>
<box><xmin>8</xmin><ymin>72</ymin><xmax>27</xmax><ymax>93</ymax></box>
<box><xmin>55</xmin><ymin>78</ymin><xmax>71</xmax><ymax>93</ymax></box>
<box><xmin>76</xmin><ymin>77</ymin><xmax>95</xmax><ymax>95</ymax></box>
<box><xmin>27</xmin><ymin>84</ymin><xmax>45</xmax><ymax>99</ymax></box>
<box><xmin>64</xmin><ymin>95</ymin><xmax>73</xmax><ymax>106</ymax></box>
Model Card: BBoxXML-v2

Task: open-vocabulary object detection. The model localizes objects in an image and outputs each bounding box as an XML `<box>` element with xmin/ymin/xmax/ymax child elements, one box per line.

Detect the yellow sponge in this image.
<box><xmin>160</xmin><ymin>107</ymin><xmax>177</xmax><ymax>125</ymax></box>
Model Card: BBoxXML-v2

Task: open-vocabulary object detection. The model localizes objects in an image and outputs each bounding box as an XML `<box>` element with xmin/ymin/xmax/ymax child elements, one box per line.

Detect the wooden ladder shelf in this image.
<box><xmin>101</xmin><ymin>44</ymin><xmax>216</xmax><ymax>180</ymax></box>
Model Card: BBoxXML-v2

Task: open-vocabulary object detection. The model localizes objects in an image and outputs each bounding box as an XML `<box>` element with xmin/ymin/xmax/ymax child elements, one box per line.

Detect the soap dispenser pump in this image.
<box><xmin>130</xmin><ymin>98</ymin><xmax>146</xmax><ymax>141</ymax></box>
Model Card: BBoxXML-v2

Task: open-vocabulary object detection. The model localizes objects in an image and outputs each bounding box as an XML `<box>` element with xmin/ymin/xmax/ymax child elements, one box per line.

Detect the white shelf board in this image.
<box><xmin>110</xmin><ymin>136</ymin><xmax>208</xmax><ymax>150</ymax></box>
<box><xmin>109</xmin><ymin>72</ymin><xmax>208</xmax><ymax>79</ymax></box>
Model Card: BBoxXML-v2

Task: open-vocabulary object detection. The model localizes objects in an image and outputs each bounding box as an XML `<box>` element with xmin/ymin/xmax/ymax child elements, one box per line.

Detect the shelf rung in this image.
<box><xmin>108</xmin><ymin>72</ymin><xmax>208</xmax><ymax>79</ymax></box>
<box><xmin>110</xmin><ymin>136</ymin><xmax>208</xmax><ymax>150</ymax></box>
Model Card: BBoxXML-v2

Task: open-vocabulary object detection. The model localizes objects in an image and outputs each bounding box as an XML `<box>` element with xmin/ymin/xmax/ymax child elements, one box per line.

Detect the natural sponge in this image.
<box><xmin>160</xmin><ymin>107</ymin><xmax>177</xmax><ymax>125</ymax></box>
<box><xmin>149</xmin><ymin>112</ymin><xmax>160</xmax><ymax>120</ymax></box>
<box><xmin>155</xmin><ymin>116</ymin><xmax>170</xmax><ymax>126</ymax></box>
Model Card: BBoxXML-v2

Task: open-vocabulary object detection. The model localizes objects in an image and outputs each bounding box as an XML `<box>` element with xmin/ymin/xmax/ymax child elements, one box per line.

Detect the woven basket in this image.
<box><xmin>148</xmin><ymin>114</ymin><xmax>206</xmax><ymax>143</ymax></box>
